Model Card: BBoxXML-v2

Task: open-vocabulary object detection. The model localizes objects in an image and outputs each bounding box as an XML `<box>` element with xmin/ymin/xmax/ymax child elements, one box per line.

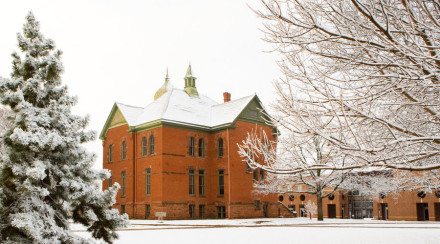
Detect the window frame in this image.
<box><xmin>189</xmin><ymin>204</ymin><xmax>195</xmax><ymax>219</ymax></box>
<box><xmin>198</xmin><ymin>138</ymin><xmax>205</xmax><ymax>157</ymax></box>
<box><xmin>142</xmin><ymin>136</ymin><xmax>147</xmax><ymax>156</ymax></box>
<box><xmin>253</xmin><ymin>168</ymin><xmax>259</xmax><ymax>182</ymax></box>
<box><xmin>145</xmin><ymin>168</ymin><xmax>151</xmax><ymax>196</ymax></box>
<box><xmin>145</xmin><ymin>204</ymin><xmax>150</xmax><ymax>219</ymax></box>
<box><xmin>199</xmin><ymin>169</ymin><xmax>205</xmax><ymax>196</ymax></box>
<box><xmin>121</xmin><ymin>171</ymin><xmax>126</xmax><ymax>197</ymax></box>
<box><xmin>254</xmin><ymin>200</ymin><xmax>261</xmax><ymax>210</ymax></box>
<box><xmin>108</xmin><ymin>144</ymin><xmax>113</xmax><ymax>162</ymax></box>
<box><xmin>218</xmin><ymin>138</ymin><xmax>224</xmax><ymax>158</ymax></box>
<box><xmin>121</xmin><ymin>141</ymin><xmax>126</xmax><ymax>160</ymax></box>
<box><xmin>149</xmin><ymin>135</ymin><xmax>155</xmax><ymax>155</ymax></box>
<box><xmin>259</xmin><ymin>169</ymin><xmax>265</xmax><ymax>184</ymax></box>
<box><xmin>199</xmin><ymin>204</ymin><xmax>205</xmax><ymax>219</ymax></box>
<box><xmin>188</xmin><ymin>137</ymin><xmax>195</xmax><ymax>157</ymax></box>
<box><xmin>189</xmin><ymin>169</ymin><xmax>195</xmax><ymax>196</ymax></box>
<box><xmin>218</xmin><ymin>169</ymin><xmax>224</xmax><ymax>196</ymax></box>
<box><xmin>217</xmin><ymin>206</ymin><xmax>226</xmax><ymax>219</ymax></box>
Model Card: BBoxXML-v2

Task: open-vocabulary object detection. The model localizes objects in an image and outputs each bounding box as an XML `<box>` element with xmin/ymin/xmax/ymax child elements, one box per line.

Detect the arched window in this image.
<box><xmin>218</xmin><ymin>138</ymin><xmax>223</xmax><ymax>158</ymax></box>
<box><xmin>198</xmin><ymin>138</ymin><xmax>205</xmax><ymax>157</ymax></box>
<box><xmin>149</xmin><ymin>135</ymin><xmax>155</xmax><ymax>155</ymax></box>
<box><xmin>121</xmin><ymin>141</ymin><xmax>126</xmax><ymax>160</ymax></box>
<box><xmin>108</xmin><ymin>144</ymin><xmax>113</xmax><ymax>162</ymax></box>
<box><xmin>188</xmin><ymin>137</ymin><xmax>195</xmax><ymax>156</ymax></box>
<box><xmin>142</xmin><ymin>137</ymin><xmax>147</xmax><ymax>156</ymax></box>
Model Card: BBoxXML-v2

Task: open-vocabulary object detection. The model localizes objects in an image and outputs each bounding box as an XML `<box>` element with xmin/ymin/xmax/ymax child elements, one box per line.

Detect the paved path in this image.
<box><xmin>72</xmin><ymin>221</ymin><xmax>440</xmax><ymax>232</ymax></box>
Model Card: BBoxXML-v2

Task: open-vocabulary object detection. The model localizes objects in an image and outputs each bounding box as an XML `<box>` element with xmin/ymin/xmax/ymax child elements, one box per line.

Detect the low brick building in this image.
<box><xmin>278</xmin><ymin>186</ymin><xmax>440</xmax><ymax>221</ymax></box>
<box><xmin>100</xmin><ymin>66</ymin><xmax>289</xmax><ymax>219</ymax></box>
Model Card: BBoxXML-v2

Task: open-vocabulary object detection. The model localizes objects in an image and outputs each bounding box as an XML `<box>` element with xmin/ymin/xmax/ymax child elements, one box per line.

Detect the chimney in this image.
<box><xmin>223</xmin><ymin>92</ymin><xmax>231</xmax><ymax>103</ymax></box>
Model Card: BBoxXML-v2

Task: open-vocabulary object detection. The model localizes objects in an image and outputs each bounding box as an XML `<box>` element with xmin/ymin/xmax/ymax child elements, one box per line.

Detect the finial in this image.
<box><xmin>165</xmin><ymin>67</ymin><xmax>170</xmax><ymax>82</ymax></box>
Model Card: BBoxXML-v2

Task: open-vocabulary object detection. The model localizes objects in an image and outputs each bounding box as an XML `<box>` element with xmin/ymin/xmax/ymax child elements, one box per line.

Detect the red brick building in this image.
<box><xmin>278</xmin><ymin>186</ymin><xmax>440</xmax><ymax>221</ymax></box>
<box><xmin>100</xmin><ymin>66</ymin><xmax>288</xmax><ymax>219</ymax></box>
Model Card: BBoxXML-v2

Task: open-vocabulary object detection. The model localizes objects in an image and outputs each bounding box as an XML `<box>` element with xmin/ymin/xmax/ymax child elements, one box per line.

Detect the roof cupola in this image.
<box><xmin>184</xmin><ymin>64</ymin><xmax>199</xmax><ymax>97</ymax></box>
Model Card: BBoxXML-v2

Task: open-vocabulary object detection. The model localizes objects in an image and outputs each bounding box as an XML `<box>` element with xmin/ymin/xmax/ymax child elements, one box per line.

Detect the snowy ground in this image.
<box><xmin>72</xmin><ymin>218</ymin><xmax>440</xmax><ymax>244</ymax></box>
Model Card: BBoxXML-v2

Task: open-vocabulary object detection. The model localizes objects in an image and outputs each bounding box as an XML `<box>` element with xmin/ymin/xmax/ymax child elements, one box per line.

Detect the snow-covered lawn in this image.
<box><xmin>72</xmin><ymin>218</ymin><xmax>440</xmax><ymax>244</ymax></box>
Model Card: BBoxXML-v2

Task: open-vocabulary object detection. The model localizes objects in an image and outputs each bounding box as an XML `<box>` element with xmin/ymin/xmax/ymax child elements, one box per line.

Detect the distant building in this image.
<box><xmin>100</xmin><ymin>65</ymin><xmax>290</xmax><ymax>219</ymax></box>
<box><xmin>277</xmin><ymin>185</ymin><xmax>440</xmax><ymax>221</ymax></box>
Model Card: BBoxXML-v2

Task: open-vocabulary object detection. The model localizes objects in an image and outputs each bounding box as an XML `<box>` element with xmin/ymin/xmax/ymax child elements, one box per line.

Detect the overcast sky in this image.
<box><xmin>0</xmin><ymin>0</ymin><xmax>281</xmax><ymax>169</ymax></box>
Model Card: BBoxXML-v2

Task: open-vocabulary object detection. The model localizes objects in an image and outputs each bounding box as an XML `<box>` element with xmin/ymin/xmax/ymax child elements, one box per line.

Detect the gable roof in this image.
<box><xmin>100</xmin><ymin>88</ymin><xmax>270</xmax><ymax>140</ymax></box>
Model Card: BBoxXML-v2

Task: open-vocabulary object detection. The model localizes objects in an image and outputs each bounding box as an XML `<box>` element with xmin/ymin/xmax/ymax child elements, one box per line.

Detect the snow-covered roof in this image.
<box><xmin>101</xmin><ymin>87</ymin><xmax>258</xmax><ymax>139</ymax></box>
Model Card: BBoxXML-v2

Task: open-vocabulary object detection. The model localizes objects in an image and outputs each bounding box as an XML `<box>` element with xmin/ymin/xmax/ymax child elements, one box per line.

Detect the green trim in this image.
<box><xmin>99</xmin><ymin>103</ymin><xmax>128</xmax><ymax>140</ymax></box>
<box><xmin>232</xmin><ymin>95</ymin><xmax>277</xmax><ymax>133</ymax></box>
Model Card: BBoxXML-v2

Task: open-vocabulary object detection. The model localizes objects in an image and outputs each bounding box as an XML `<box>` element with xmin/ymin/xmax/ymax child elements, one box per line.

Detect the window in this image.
<box><xmin>142</xmin><ymin>137</ymin><xmax>147</xmax><ymax>156</ymax></box>
<box><xmin>288</xmin><ymin>205</ymin><xmax>296</xmax><ymax>212</ymax></box>
<box><xmin>217</xmin><ymin>206</ymin><xmax>226</xmax><ymax>219</ymax></box>
<box><xmin>121</xmin><ymin>141</ymin><xmax>126</xmax><ymax>160</ymax></box>
<box><xmin>218</xmin><ymin>169</ymin><xmax>224</xmax><ymax>196</ymax></box>
<box><xmin>260</xmin><ymin>169</ymin><xmax>265</xmax><ymax>184</ymax></box>
<box><xmin>253</xmin><ymin>168</ymin><xmax>259</xmax><ymax>182</ymax></box>
<box><xmin>246</xmin><ymin>159</ymin><xmax>252</xmax><ymax>173</ymax></box>
<box><xmin>249</xmin><ymin>110</ymin><xmax>258</xmax><ymax>118</ymax></box>
<box><xmin>121</xmin><ymin>171</ymin><xmax>126</xmax><ymax>197</ymax></box>
<box><xmin>189</xmin><ymin>169</ymin><xmax>195</xmax><ymax>196</ymax></box>
<box><xmin>108</xmin><ymin>145</ymin><xmax>113</xmax><ymax>162</ymax></box>
<box><xmin>218</xmin><ymin>138</ymin><xmax>224</xmax><ymax>158</ymax></box>
<box><xmin>188</xmin><ymin>137</ymin><xmax>195</xmax><ymax>156</ymax></box>
<box><xmin>199</xmin><ymin>170</ymin><xmax>205</xmax><ymax>196</ymax></box>
<box><xmin>145</xmin><ymin>168</ymin><xmax>151</xmax><ymax>196</ymax></box>
<box><xmin>297</xmin><ymin>185</ymin><xmax>303</xmax><ymax>192</ymax></box>
<box><xmin>149</xmin><ymin>135</ymin><xmax>155</xmax><ymax>155</ymax></box>
<box><xmin>199</xmin><ymin>205</ymin><xmax>205</xmax><ymax>219</ymax></box>
<box><xmin>145</xmin><ymin>204</ymin><xmax>150</xmax><ymax>219</ymax></box>
<box><xmin>198</xmin><ymin>138</ymin><xmax>205</xmax><ymax>157</ymax></box>
<box><xmin>189</xmin><ymin>204</ymin><xmax>195</xmax><ymax>219</ymax></box>
<box><xmin>254</xmin><ymin>200</ymin><xmax>261</xmax><ymax>210</ymax></box>
<box><xmin>108</xmin><ymin>175</ymin><xmax>112</xmax><ymax>188</ymax></box>
<box><xmin>121</xmin><ymin>205</ymin><xmax>125</xmax><ymax>214</ymax></box>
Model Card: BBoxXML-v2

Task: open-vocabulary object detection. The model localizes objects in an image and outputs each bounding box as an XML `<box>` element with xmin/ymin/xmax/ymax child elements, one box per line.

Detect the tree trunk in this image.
<box><xmin>317</xmin><ymin>194</ymin><xmax>323</xmax><ymax>221</ymax></box>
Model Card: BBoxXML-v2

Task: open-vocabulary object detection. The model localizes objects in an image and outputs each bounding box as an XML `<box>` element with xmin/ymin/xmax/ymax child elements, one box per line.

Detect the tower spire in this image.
<box><xmin>154</xmin><ymin>68</ymin><xmax>173</xmax><ymax>101</ymax></box>
<box><xmin>184</xmin><ymin>64</ymin><xmax>199</xmax><ymax>97</ymax></box>
<box><xmin>165</xmin><ymin>67</ymin><xmax>170</xmax><ymax>82</ymax></box>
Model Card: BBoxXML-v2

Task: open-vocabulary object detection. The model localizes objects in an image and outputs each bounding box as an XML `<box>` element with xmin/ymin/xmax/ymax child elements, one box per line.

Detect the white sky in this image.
<box><xmin>0</xmin><ymin>0</ymin><xmax>281</xmax><ymax>169</ymax></box>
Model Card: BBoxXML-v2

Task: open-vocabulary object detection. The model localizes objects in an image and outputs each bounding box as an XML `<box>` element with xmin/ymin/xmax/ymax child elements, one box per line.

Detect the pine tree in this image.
<box><xmin>0</xmin><ymin>12</ymin><xmax>128</xmax><ymax>243</ymax></box>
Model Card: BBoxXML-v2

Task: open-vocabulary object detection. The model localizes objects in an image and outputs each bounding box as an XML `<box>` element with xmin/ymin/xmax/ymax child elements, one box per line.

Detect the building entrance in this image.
<box><xmin>416</xmin><ymin>203</ymin><xmax>429</xmax><ymax>221</ymax></box>
<box><xmin>435</xmin><ymin>203</ymin><xmax>440</xmax><ymax>221</ymax></box>
<box><xmin>378</xmin><ymin>203</ymin><xmax>388</xmax><ymax>220</ymax></box>
<box><xmin>328</xmin><ymin>204</ymin><xmax>336</xmax><ymax>218</ymax></box>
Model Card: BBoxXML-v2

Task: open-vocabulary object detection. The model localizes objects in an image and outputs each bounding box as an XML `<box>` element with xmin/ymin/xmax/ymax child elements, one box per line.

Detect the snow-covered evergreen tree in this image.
<box><xmin>0</xmin><ymin>12</ymin><xmax>128</xmax><ymax>243</ymax></box>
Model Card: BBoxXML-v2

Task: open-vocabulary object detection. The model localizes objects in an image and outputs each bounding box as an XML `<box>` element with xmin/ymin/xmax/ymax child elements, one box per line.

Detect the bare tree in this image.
<box><xmin>239</xmin><ymin>132</ymin><xmax>350</xmax><ymax>220</ymax></box>
<box><xmin>252</xmin><ymin>0</ymin><xmax>440</xmax><ymax>173</ymax></box>
<box><xmin>304</xmin><ymin>200</ymin><xmax>318</xmax><ymax>219</ymax></box>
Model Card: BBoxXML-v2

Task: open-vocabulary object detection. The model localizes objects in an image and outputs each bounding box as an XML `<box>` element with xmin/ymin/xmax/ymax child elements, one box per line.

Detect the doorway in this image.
<box><xmin>328</xmin><ymin>204</ymin><xmax>336</xmax><ymax>218</ymax></box>
<box><xmin>416</xmin><ymin>203</ymin><xmax>429</xmax><ymax>221</ymax></box>
<box><xmin>434</xmin><ymin>203</ymin><xmax>440</xmax><ymax>221</ymax></box>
